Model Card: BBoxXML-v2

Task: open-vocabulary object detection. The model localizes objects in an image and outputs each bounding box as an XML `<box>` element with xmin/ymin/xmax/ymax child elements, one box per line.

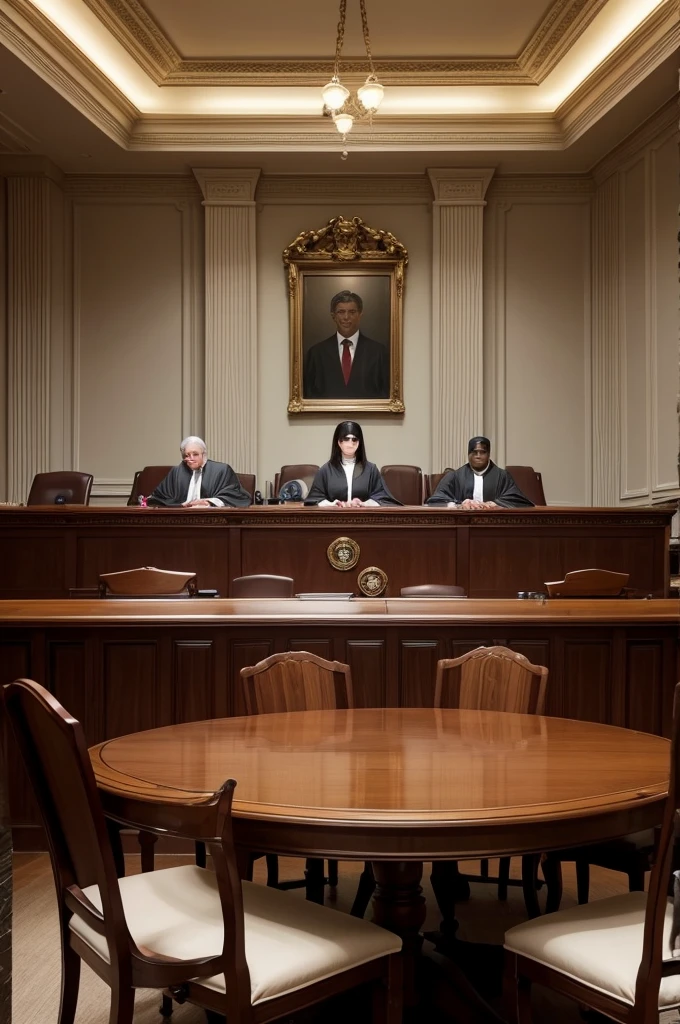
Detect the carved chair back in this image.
<box><xmin>435</xmin><ymin>645</ymin><xmax>548</xmax><ymax>714</ymax></box>
<box><xmin>240</xmin><ymin>650</ymin><xmax>353</xmax><ymax>716</ymax></box>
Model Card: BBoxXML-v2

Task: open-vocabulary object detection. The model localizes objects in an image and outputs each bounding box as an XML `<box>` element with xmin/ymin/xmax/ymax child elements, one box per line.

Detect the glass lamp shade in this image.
<box><xmin>322</xmin><ymin>79</ymin><xmax>350</xmax><ymax>111</ymax></box>
<box><xmin>333</xmin><ymin>111</ymin><xmax>354</xmax><ymax>135</ymax></box>
<box><xmin>357</xmin><ymin>78</ymin><xmax>384</xmax><ymax>111</ymax></box>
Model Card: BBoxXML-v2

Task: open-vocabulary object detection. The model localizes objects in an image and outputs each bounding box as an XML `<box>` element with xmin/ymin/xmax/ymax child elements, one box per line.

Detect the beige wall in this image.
<box><xmin>484</xmin><ymin>181</ymin><xmax>593</xmax><ymax>506</ymax></box>
<box><xmin>1</xmin><ymin>104</ymin><xmax>677</xmax><ymax>507</ymax></box>
<box><xmin>257</xmin><ymin>198</ymin><xmax>432</xmax><ymax>491</ymax></box>
<box><xmin>592</xmin><ymin>109</ymin><xmax>679</xmax><ymax>507</ymax></box>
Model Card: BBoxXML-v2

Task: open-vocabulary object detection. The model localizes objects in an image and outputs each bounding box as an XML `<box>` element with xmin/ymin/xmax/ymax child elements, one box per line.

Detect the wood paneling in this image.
<box><xmin>103</xmin><ymin>642</ymin><xmax>159</xmax><ymax>738</ymax></box>
<box><xmin>2</xmin><ymin>601</ymin><xmax>677</xmax><ymax>845</ymax></box>
<box><xmin>0</xmin><ymin>506</ymin><xmax>670</xmax><ymax>600</ymax></box>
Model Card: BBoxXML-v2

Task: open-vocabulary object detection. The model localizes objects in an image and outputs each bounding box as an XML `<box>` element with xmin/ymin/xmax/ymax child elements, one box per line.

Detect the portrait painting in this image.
<box><xmin>283</xmin><ymin>216</ymin><xmax>407</xmax><ymax>414</ymax></box>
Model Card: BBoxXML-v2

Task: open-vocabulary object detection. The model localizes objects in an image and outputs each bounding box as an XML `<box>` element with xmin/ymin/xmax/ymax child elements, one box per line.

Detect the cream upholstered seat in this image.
<box><xmin>3</xmin><ymin>678</ymin><xmax>402</xmax><ymax>1024</ymax></box>
<box><xmin>504</xmin><ymin>892</ymin><xmax>680</xmax><ymax>1009</ymax></box>
<box><xmin>71</xmin><ymin>864</ymin><xmax>401</xmax><ymax>1005</ymax></box>
<box><xmin>503</xmin><ymin>679</ymin><xmax>680</xmax><ymax>1024</ymax></box>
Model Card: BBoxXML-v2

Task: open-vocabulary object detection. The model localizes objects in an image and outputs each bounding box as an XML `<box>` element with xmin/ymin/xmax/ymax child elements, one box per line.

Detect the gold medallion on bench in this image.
<box><xmin>327</xmin><ymin>536</ymin><xmax>360</xmax><ymax>571</ymax></box>
<box><xmin>357</xmin><ymin>566</ymin><xmax>388</xmax><ymax>597</ymax></box>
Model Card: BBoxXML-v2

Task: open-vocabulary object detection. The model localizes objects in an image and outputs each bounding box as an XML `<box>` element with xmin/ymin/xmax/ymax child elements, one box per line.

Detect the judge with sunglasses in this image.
<box><xmin>305</xmin><ymin>421</ymin><xmax>400</xmax><ymax>507</ymax></box>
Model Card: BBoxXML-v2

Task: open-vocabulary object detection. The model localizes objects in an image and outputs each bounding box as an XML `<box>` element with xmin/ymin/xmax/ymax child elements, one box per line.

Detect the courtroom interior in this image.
<box><xmin>0</xmin><ymin>1</ymin><xmax>679</xmax><ymax>1023</ymax></box>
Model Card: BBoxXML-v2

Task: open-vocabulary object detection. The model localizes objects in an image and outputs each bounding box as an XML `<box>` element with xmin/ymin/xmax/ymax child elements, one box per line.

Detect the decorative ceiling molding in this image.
<box><xmin>1</xmin><ymin>0</ymin><xmax>136</xmax><ymax>146</ymax></box>
<box><xmin>79</xmin><ymin>0</ymin><xmax>609</xmax><ymax>88</ymax></box>
<box><xmin>427</xmin><ymin>168</ymin><xmax>495</xmax><ymax>203</ymax></box>
<box><xmin>256</xmin><ymin>174</ymin><xmax>433</xmax><ymax>205</ymax></box>
<box><xmin>127</xmin><ymin>115</ymin><xmax>564</xmax><ymax>151</ymax></box>
<box><xmin>557</xmin><ymin>0</ymin><xmax>679</xmax><ymax>145</ymax></box>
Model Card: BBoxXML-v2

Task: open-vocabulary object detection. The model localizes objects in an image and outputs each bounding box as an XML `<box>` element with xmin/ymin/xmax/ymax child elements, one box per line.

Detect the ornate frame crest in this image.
<box><xmin>283</xmin><ymin>215</ymin><xmax>407</xmax><ymax>414</ymax></box>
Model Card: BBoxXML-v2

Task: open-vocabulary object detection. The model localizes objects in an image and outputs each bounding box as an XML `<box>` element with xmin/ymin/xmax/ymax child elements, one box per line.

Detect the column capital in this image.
<box><xmin>0</xmin><ymin>155</ymin><xmax>64</xmax><ymax>186</ymax></box>
<box><xmin>427</xmin><ymin>168</ymin><xmax>495</xmax><ymax>205</ymax></box>
<box><xmin>192</xmin><ymin>168</ymin><xmax>261</xmax><ymax>205</ymax></box>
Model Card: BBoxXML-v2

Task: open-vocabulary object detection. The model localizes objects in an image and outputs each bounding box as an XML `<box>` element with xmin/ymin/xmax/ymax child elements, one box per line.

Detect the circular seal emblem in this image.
<box><xmin>357</xmin><ymin>566</ymin><xmax>388</xmax><ymax>597</ymax></box>
<box><xmin>327</xmin><ymin>536</ymin><xmax>360</xmax><ymax>571</ymax></box>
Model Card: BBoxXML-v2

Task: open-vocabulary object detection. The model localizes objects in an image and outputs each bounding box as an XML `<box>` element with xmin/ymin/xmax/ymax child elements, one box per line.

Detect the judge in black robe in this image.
<box><xmin>305</xmin><ymin>420</ymin><xmax>400</xmax><ymax>507</ymax></box>
<box><xmin>427</xmin><ymin>436</ymin><xmax>533</xmax><ymax>509</ymax></box>
<box><xmin>147</xmin><ymin>436</ymin><xmax>251</xmax><ymax>508</ymax></box>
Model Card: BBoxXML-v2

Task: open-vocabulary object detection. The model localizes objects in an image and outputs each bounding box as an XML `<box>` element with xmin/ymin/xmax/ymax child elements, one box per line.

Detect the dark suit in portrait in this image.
<box><xmin>303</xmin><ymin>333</ymin><xmax>390</xmax><ymax>400</ymax></box>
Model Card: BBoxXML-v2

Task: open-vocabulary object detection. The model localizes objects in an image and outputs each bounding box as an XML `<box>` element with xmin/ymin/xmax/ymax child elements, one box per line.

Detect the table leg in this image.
<box><xmin>370</xmin><ymin>861</ymin><xmax>425</xmax><ymax>1007</ymax></box>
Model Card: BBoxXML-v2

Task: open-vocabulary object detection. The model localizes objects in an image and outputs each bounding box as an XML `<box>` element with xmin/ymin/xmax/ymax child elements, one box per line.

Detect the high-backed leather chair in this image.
<box><xmin>424</xmin><ymin>470</ymin><xmax>454</xmax><ymax>501</ymax></box>
<box><xmin>380</xmin><ymin>465</ymin><xmax>423</xmax><ymax>505</ymax></box>
<box><xmin>27</xmin><ymin>471</ymin><xmax>93</xmax><ymax>506</ymax></box>
<box><xmin>274</xmin><ymin>465</ymin><xmax>319</xmax><ymax>497</ymax></box>
<box><xmin>236</xmin><ymin>472</ymin><xmax>256</xmax><ymax>502</ymax></box>
<box><xmin>400</xmin><ymin>585</ymin><xmax>466</xmax><ymax>597</ymax></box>
<box><xmin>231</xmin><ymin>575</ymin><xmax>294</xmax><ymax>598</ymax></box>
<box><xmin>505</xmin><ymin>466</ymin><xmax>546</xmax><ymax>506</ymax></box>
<box><xmin>127</xmin><ymin>466</ymin><xmax>172</xmax><ymax>505</ymax></box>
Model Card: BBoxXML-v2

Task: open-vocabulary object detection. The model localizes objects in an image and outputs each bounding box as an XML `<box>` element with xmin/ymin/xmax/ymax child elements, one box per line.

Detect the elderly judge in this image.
<box><xmin>305</xmin><ymin>421</ymin><xmax>400</xmax><ymax>507</ymax></box>
<box><xmin>147</xmin><ymin>437</ymin><xmax>251</xmax><ymax>508</ymax></box>
<box><xmin>427</xmin><ymin>436</ymin><xmax>534</xmax><ymax>509</ymax></box>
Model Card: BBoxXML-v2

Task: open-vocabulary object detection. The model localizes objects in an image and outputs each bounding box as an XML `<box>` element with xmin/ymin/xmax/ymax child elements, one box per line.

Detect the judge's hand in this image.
<box><xmin>182</xmin><ymin>498</ymin><xmax>213</xmax><ymax>507</ymax></box>
<box><xmin>482</xmin><ymin>501</ymin><xmax>498</xmax><ymax>508</ymax></box>
<box><xmin>459</xmin><ymin>498</ymin><xmax>486</xmax><ymax>510</ymax></box>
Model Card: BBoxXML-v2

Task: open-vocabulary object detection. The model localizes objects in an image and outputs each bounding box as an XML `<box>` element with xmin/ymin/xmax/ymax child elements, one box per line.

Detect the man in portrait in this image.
<box><xmin>303</xmin><ymin>290</ymin><xmax>390</xmax><ymax>400</ymax></box>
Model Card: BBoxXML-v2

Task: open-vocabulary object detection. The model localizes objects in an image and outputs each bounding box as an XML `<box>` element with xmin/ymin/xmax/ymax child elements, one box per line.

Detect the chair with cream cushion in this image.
<box><xmin>3</xmin><ymin>677</ymin><xmax>403</xmax><ymax>1024</ymax></box>
<box><xmin>503</xmin><ymin>680</ymin><xmax>680</xmax><ymax>1024</ymax></box>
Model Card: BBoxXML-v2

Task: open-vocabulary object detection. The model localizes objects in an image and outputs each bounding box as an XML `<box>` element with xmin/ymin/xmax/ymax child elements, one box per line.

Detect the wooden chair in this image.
<box><xmin>380</xmin><ymin>465</ymin><xmax>423</xmax><ymax>505</ymax></box>
<box><xmin>431</xmin><ymin>647</ymin><xmax>549</xmax><ymax>930</ymax></box>
<box><xmin>231</xmin><ymin>575</ymin><xmax>294</xmax><ymax>599</ymax></box>
<box><xmin>400</xmin><ymin>585</ymin><xmax>466</xmax><ymax>598</ymax></box>
<box><xmin>240</xmin><ymin>651</ymin><xmax>358</xmax><ymax>907</ymax></box>
<box><xmin>504</xmin><ymin>680</ymin><xmax>680</xmax><ymax>1024</ymax></box>
<box><xmin>27</xmin><ymin>471</ymin><xmax>93</xmax><ymax>506</ymax></box>
<box><xmin>127</xmin><ymin>466</ymin><xmax>172</xmax><ymax>505</ymax></box>
<box><xmin>505</xmin><ymin>466</ymin><xmax>546</xmax><ymax>507</ymax></box>
<box><xmin>274</xmin><ymin>464</ymin><xmax>319</xmax><ymax>498</ymax></box>
<box><xmin>3</xmin><ymin>678</ymin><xmax>402</xmax><ymax>1024</ymax></box>
<box><xmin>350</xmin><ymin>646</ymin><xmax>550</xmax><ymax>922</ymax></box>
<box><xmin>545</xmin><ymin>568</ymin><xmax>631</xmax><ymax>598</ymax></box>
<box><xmin>99</xmin><ymin>567</ymin><xmax>198</xmax><ymax>598</ymax></box>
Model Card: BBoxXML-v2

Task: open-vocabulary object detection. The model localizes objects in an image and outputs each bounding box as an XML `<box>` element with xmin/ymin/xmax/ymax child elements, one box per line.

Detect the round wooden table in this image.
<box><xmin>91</xmin><ymin>706</ymin><xmax>668</xmax><ymax>932</ymax></box>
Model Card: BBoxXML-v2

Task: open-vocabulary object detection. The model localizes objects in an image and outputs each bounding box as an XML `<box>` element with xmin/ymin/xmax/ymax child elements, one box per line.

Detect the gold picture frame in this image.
<box><xmin>283</xmin><ymin>215</ymin><xmax>407</xmax><ymax>414</ymax></box>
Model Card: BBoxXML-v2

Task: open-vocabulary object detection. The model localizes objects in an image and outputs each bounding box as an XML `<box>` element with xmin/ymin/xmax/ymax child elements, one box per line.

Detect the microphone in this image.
<box><xmin>54</xmin><ymin>495</ymin><xmax>67</xmax><ymax>505</ymax></box>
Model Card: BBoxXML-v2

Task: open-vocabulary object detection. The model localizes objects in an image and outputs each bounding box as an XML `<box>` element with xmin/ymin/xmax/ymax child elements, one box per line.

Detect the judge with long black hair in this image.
<box><xmin>305</xmin><ymin>421</ymin><xmax>400</xmax><ymax>507</ymax></box>
<box><xmin>427</xmin><ymin>436</ymin><xmax>533</xmax><ymax>509</ymax></box>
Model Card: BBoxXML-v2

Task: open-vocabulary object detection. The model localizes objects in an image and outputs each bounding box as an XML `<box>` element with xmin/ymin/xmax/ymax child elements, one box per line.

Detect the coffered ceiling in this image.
<box><xmin>0</xmin><ymin>0</ymin><xmax>677</xmax><ymax>173</ymax></box>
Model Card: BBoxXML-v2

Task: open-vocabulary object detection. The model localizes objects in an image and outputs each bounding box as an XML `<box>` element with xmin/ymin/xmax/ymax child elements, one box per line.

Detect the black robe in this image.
<box><xmin>147</xmin><ymin>460</ymin><xmax>251</xmax><ymax>508</ymax></box>
<box><xmin>305</xmin><ymin>461</ymin><xmax>400</xmax><ymax>506</ymax></box>
<box><xmin>426</xmin><ymin>462</ymin><xmax>533</xmax><ymax>508</ymax></box>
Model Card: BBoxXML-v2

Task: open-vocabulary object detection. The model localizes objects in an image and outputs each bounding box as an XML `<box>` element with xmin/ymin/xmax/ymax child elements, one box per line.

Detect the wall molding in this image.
<box><xmin>256</xmin><ymin>174</ymin><xmax>432</xmax><ymax>205</ymax></box>
<box><xmin>593</xmin><ymin>100</ymin><xmax>678</xmax><ymax>184</ymax></box>
<box><xmin>64</xmin><ymin>175</ymin><xmax>202</xmax><ymax>200</ymax></box>
<box><xmin>487</xmin><ymin>174</ymin><xmax>595</xmax><ymax>199</ymax></box>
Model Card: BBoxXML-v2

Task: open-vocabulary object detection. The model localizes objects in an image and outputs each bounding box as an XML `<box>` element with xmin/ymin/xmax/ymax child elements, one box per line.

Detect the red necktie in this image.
<box><xmin>341</xmin><ymin>338</ymin><xmax>352</xmax><ymax>385</ymax></box>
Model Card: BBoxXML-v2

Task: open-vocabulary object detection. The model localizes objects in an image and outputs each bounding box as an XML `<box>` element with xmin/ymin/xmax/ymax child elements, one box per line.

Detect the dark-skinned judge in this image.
<box><xmin>427</xmin><ymin>436</ymin><xmax>534</xmax><ymax>509</ymax></box>
<box><xmin>147</xmin><ymin>436</ymin><xmax>251</xmax><ymax>508</ymax></box>
<box><xmin>305</xmin><ymin>421</ymin><xmax>400</xmax><ymax>507</ymax></box>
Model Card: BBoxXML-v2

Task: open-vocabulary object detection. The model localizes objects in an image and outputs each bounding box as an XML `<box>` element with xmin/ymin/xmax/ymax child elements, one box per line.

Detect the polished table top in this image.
<box><xmin>90</xmin><ymin>709</ymin><xmax>669</xmax><ymax>856</ymax></box>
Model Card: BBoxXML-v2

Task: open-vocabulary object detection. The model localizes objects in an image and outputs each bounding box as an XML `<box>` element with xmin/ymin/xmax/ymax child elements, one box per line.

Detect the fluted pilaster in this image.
<box><xmin>591</xmin><ymin>176</ymin><xmax>620</xmax><ymax>506</ymax></box>
<box><xmin>7</xmin><ymin>177</ymin><xmax>52</xmax><ymax>502</ymax></box>
<box><xmin>193</xmin><ymin>168</ymin><xmax>260</xmax><ymax>474</ymax></box>
<box><xmin>428</xmin><ymin>169</ymin><xmax>494</xmax><ymax>470</ymax></box>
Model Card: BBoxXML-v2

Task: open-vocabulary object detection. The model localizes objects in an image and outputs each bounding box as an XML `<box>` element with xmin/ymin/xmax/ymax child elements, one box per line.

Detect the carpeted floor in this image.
<box><xmin>12</xmin><ymin>852</ymin><xmax>680</xmax><ymax>1023</ymax></box>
